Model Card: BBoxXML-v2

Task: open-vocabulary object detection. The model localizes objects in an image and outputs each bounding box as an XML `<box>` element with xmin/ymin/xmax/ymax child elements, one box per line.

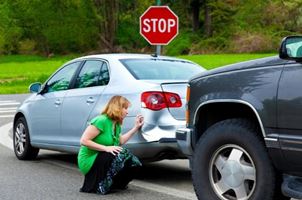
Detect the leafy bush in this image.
<box><xmin>164</xmin><ymin>31</ymin><xmax>192</xmax><ymax>56</ymax></box>
<box><xmin>190</xmin><ymin>36</ymin><xmax>229</xmax><ymax>54</ymax></box>
<box><xmin>116</xmin><ymin>17</ymin><xmax>147</xmax><ymax>52</ymax></box>
<box><xmin>229</xmin><ymin>31</ymin><xmax>275</xmax><ymax>53</ymax></box>
<box><xmin>18</xmin><ymin>40</ymin><xmax>37</xmax><ymax>54</ymax></box>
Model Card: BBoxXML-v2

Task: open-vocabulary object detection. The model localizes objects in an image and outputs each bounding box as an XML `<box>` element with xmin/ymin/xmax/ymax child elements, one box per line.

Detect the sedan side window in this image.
<box><xmin>99</xmin><ymin>63</ymin><xmax>109</xmax><ymax>86</ymax></box>
<box><xmin>75</xmin><ymin>60</ymin><xmax>109</xmax><ymax>88</ymax></box>
<box><xmin>45</xmin><ymin>62</ymin><xmax>80</xmax><ymax>93</ymax></box>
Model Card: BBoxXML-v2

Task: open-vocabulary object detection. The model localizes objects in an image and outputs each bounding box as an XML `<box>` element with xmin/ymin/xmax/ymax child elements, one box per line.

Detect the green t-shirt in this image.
<box><xmin>77</xmin><ymin>114</ymin><xmax>121</xmax><ymax>175</ymax></box>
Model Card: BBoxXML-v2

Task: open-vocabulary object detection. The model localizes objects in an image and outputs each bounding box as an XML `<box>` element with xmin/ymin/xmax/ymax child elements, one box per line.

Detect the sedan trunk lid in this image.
<box><xmin>160</xmin><ymin>81</ymin><xmax>187</xmax><ymax>120</ymax></box>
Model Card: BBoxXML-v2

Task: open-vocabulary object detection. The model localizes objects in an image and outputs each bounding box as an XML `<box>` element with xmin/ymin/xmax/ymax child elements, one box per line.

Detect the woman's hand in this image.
<box><xmin>105</xmin><ymin>146</ymin><xmax>123</xmax><ymax>156</ymax></box>
<box><xmin>120</xmin><ymin>115</ymin><xmax>144</xmax><ymax>145</ymax></box>
<box><xmin>135</xmin><ymin>114</ymin><xmax>144</xmax><ymax>130</ymax></box>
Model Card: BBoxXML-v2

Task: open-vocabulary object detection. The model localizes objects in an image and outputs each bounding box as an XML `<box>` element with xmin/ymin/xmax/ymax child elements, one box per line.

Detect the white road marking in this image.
<box><xmin>0</xmin><ymin>107</ymin><xmax>18</xmax><ymax>110</ymax></box>
<box><xmin>0</xmin><ymin>122</ymin><xmax>197</xmax><ymax>200</ymax></box>
<box><xmin>0</xmin><ymin>102</ymin><xmax>20</xmax><ymax>106</ymax></box>
<box><xmin>0</xmin><ymin>100</ymin><xmax>19</xmax><ymax>118</ymax></box>
<box><xmin>0</xmin><ymin>100</ymin><xmax>17</xmax><ymax>103</ymax></box>
<box><xmin>0</xmin><ymin>115</ymin><xmax>15</xmax><ymax>118</ymax></box>
<box><xmin>0</xmin><ymin>122</ymin><xmax>13</xmax><ymax>150</ymax></box>
<box><xmin>0</xmin><ymin>110</ymin><xmax>16</xmax><ymax>113</ymax></box>
<box><xmin>131</xmin><ymin>180</ymin><xmax>197</xmax><ymax>200</ymax></box>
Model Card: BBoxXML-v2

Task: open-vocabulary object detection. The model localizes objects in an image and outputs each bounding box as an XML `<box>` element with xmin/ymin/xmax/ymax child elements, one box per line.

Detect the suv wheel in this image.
<box><xmin>192</xmin><ymin>118</ymin><xmax>276</xmax><ymax>200</ymax></box>
<box><xmin>13</xmin><ymin>117</ymin><xmax>39</xmax><ymax>160</ymax></box>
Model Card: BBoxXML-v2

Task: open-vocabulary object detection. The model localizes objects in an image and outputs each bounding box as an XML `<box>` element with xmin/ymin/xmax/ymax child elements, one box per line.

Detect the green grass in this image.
<box><xmin>0</xmin><ymin>55</ymin><xmax>78</xmax><ymax>94</ymax></box>
<box><xmin>0</xmin><ymin>53</ymin><xmax>276</xmax><ymax>94</ymax></box>
<box><xmin>179</xmin><ymin>53</ymin><xmax>276</xmax><ymax>69</ymax></box>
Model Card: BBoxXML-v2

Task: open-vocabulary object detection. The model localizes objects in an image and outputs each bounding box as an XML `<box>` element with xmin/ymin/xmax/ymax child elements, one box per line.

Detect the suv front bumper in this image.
<box><xmin>176</xmin><ymin>128</ymin><xmax>193</xmax><ymax>156</ymax></box>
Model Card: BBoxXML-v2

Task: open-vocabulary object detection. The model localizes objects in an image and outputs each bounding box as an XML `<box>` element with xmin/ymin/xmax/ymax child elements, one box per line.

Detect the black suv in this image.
<box><xmin>176</xmin><ymin>36</ymin><xmax>302</xmax><ymax>200</ymax></box>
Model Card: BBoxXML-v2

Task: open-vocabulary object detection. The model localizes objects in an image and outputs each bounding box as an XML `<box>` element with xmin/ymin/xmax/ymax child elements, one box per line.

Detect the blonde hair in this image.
<box><xmin>101</xmin><ymin>95</ymin><xmax>130</xmax><ymax>124</ymax></box>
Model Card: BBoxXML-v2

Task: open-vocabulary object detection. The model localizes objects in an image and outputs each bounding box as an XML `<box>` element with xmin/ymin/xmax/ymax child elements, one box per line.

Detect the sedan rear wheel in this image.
<box><xmin>13</xmin><ymin>117</ymin><xmax>39</xmax><ymax>160</ymax></box>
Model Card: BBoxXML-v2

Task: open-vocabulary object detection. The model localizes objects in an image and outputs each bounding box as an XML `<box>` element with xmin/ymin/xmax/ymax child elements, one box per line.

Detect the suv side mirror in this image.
<box><xmin>279</xmin><ymin>36</ymin><xmax>302</xmax><ymax>61</ymax></box>
<box><xmin>29</xmin><ymin>82</ymin><xmax>42</xmax><ymax>93</ymax></box>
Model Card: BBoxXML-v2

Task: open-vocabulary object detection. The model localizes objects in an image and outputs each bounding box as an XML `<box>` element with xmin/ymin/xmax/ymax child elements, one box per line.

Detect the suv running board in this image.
<box><xmin>282</xmin><ymin>175</ymin><xmax>302</xmax><ymax>199</ymax></box>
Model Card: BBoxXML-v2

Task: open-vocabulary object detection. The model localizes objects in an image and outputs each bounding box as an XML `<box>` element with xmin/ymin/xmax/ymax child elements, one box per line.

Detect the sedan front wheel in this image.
<box><xmin>13</xmin><ymin>117</ymin><xmax>39</xmax><ymax>160</ymax></box>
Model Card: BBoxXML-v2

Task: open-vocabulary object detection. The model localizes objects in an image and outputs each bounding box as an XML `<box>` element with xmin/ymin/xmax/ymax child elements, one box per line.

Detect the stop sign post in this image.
<box><xmin>140</xmin><ymin>6</ymin><xmax>178</xmax><ymax>46</ymax></box>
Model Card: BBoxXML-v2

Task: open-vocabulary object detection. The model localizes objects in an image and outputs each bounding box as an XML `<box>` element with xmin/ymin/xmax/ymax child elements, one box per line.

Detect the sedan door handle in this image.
<box><xmin>86</xmin><ymin>97</ymin><xmax>95</xmax><ymax>104</ymax></box>
<box><xmin>54</xmin><ymin>99</ymin><xmax>61</xmax><ymax>106</ymax></box>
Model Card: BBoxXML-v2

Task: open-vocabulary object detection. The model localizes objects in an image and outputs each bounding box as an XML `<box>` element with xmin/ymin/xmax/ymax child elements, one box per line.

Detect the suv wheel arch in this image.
<box><xmin>192</xmin><ymin>100</ymin><xmax>266</xmax><ymax>147</ymax></box>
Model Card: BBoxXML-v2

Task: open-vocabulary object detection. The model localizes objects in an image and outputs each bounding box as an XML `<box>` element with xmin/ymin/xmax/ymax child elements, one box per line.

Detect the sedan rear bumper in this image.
<box><xmin>124</xmin><ymin>139</ymin><xmax>186</xmax><ymax>162</ymax></box>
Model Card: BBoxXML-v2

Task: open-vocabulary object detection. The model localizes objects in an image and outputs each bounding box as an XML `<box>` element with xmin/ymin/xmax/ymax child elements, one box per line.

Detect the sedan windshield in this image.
<box><xmin>121</xmin><ymin>59</ymin><xmax>204</xmax><ymax>80</ymax></box>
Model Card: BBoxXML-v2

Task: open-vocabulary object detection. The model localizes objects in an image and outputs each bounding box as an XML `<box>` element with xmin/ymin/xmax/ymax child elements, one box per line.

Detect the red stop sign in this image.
<box><xmin>140</xmin><ymin>6</ymin><xmax>178</xmax><ymax>45</ymax></box>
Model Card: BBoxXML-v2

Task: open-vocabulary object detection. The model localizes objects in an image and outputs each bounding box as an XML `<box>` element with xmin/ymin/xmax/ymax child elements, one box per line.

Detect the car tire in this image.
<box><xmin>13</xmin><ymin>117</ymin><xmax>39</xmax><ymax>160</ymax></box>
<box><xmin>192</xmin><ymin>118</ymin><xmax>276</xmax><ymax>200</ymax></box>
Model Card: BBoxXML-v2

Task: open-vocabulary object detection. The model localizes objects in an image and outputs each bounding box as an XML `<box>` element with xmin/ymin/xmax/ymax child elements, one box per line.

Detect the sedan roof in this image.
<box><xmin>72</xmin><ymin>53</ymin><xmax>191</xmax><ymax>62</ymax></box>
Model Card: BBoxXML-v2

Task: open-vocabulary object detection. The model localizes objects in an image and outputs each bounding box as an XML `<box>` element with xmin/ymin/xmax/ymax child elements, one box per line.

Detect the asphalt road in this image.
<box><xmin>0</xmin><ymin>145</ymin><xmax>194</xmax><ymax>200</ymax></box>
<box><xmin>0</xmin><ymin>93</ymin><xmax>197</xmax><ymax>200</ymax></box>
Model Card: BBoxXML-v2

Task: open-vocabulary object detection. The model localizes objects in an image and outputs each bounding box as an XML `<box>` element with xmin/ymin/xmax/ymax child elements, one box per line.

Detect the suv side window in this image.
<box><xmin>74</xmin><ymin>60</ymin><xmax>109</xmax><ymax>88</ymax></box>
<box><xmin>45</xmin><ymin>62</ymin><xmax>80</xmax><ymax>93</ymax></box>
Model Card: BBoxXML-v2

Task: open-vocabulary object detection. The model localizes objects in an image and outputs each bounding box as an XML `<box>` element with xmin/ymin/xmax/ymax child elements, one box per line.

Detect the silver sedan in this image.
<box><xmin>13</xmin><ymin>54</ymin><xmax>205</xmax><ymax>162</ymax></box>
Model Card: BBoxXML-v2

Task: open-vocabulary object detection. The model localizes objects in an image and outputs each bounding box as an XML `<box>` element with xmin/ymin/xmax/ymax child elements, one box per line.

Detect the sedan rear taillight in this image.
<box><xmin>141</xmin><ymin>91</ymin><xmax>182</xmax><ymax>111</ymax></box>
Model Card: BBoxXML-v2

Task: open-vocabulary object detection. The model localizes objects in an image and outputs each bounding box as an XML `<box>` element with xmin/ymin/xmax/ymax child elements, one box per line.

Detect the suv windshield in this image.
<box><xmin>121</xmin><ymin>59</ymin><xmax>204</xmax><ymax>80</ymax></box>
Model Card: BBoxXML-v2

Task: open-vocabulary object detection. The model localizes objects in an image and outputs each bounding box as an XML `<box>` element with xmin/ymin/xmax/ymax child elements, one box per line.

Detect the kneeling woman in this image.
<box><xmin>77</xmin><ymin>95</ymin><xmax>144</xmax><ymax>194</ymax></box>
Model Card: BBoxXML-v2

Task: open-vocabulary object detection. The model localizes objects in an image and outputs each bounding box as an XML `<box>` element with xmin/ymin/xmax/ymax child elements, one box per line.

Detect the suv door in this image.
<box><xmin>29</xmin><ymin>61</ymin><xmax>80</xmax><ymax>144</ymax></box>
<box><xmin>277</xmin><ymin>62</ymin><xmax>302</xmax><ymax>166</ymax></box>
<box><xmin>60</xmin><ymin>60</ymin><xmax>110</xmax><ymax>147</ymax></box>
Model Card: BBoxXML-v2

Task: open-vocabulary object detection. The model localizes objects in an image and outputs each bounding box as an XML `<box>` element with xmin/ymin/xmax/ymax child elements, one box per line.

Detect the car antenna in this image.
<box><xmin>151</xmin><ymin>46</ymin><xmax>161</xmax><ymax>57</ymax></box>
<box><xmin>151</xmin><ymin>53</ymin><xmax>158</xmax><ymax>57</ymax></box>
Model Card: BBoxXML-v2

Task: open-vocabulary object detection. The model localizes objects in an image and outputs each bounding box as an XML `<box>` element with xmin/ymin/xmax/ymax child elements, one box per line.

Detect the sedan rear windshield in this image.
<box><xmin>120</xmin><ymin>59</ymin><xmax>204</xmax><ymax>80</ymax></box>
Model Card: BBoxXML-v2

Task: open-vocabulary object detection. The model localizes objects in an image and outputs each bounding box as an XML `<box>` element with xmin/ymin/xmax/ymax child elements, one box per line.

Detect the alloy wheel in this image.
<box><xmin>14</xmin><ymin>122</ymin><xmax>26</xmax><ymax>155</ymax></box>
<box><xmin>209</xmin><ymin>144</ymin><xmax>256</xmax><ymax>200</ymax></box>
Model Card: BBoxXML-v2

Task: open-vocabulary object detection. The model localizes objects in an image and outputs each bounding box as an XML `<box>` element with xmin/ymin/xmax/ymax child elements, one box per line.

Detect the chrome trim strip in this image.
<box><xmin>281</xmin><ymin>147</ymin><xmax>302</xmax><ymax>152</ymax></box>
<box><xmin>264</xmin><ymin>137</ymin><xmax>279</xmax><ymax>148</ymax></box>
<box><xmin>193</xmin><ymin>99</ymin><xmax>266</xmax><ymax>137</ymax></box>
<box><xmin>264</xmin><ymin>137</ymin><xmax>278</xmax><ymax>142</ymax></box>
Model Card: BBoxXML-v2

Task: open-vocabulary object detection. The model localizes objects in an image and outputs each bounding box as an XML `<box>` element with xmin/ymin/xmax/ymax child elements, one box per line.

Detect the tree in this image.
<box><xmin>7</xmin><ymin>0</ymin><xmax>99</xmax><ymax>55</ymax></box>
<box><xmin>0</xmin><ymin>0</ymin><xmax>22</xmax><ymax>54</ymax></box>
<box><xmin>94</xmin><ymin>0</ymin><xmax>119</xmax><ymax>52</ymax></box>
<box><xmin>190</xmin><ymin>0</ymin><xmax>201</xmax><ymax>32</ymax></box>
<box><xmin>204</xmin><ymin>1</ymin><xmax>212</xmax><ymax>37</ymax></box>
<box><xmin>189</xmin><ymin>0</ymin><xmax>212</xmax><ymax>36</ymax></box>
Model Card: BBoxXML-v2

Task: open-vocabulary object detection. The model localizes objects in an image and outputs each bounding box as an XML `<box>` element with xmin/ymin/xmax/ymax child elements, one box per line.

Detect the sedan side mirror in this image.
<box><xmin>279</xmin><ymin>36</ymin><xmax>302</xmax><ymax>61</ymax></box>
<box><xmin>29</xmin><ymin>82</ymin><xmax>42</xmax><ymax>93</ymax></box>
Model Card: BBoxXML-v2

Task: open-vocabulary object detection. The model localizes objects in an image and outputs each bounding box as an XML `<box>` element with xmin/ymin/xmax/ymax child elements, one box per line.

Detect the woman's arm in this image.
<box><xmin>120</xmin><ymin>115</ymin><xmax>144</xmax><ymax>145</ymax></box>
<box><xmin>80</xmin><ymin>125</ymin><xmax>122</xmax><ymax>155</ymax></box>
